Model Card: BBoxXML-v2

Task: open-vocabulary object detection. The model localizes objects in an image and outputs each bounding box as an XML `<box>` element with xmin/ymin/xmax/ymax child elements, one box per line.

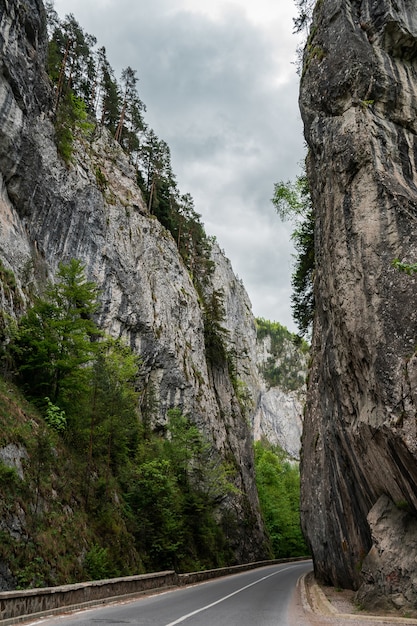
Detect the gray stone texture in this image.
<box><xmin>300</xmin><ymin>0</ymin><xmax>417</xmax><ymax>602</ymax></box>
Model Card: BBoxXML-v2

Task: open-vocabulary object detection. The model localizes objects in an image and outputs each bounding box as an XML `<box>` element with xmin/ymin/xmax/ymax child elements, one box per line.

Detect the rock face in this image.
<box><xmin>254</xmin><ymin>332</ymin><xmax>305</xmax><ymax>459</ymax></box>
<box><xmin>0</xmin><ymin>0</ymin><xmax>273</xmax><ymax>562</ymax></box>
<box><xmin>253</xmin><ymin>387</ymin><xmax>303</xmax><ymax>459</ymax></box>
<box><xmin>300</xmin><ymin>0</ymin><xmax>417</xmax><ymax>603</ymax></box>
<box><xmin>356</xmin><ymin>495</ymin><xmax>417</xmax><ymax>612</ymax></box>
<box><xmin>210</xmin><ymin>245</ymin><xmax>306</xmax><ymax>459</ymax></box>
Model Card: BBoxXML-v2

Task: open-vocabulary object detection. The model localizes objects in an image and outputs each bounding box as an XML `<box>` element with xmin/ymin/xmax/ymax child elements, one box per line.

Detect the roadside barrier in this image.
<box><xmin>0</xmin><ymin>557</ymin><xmax>310</xmax><ymax>625</ymax></box>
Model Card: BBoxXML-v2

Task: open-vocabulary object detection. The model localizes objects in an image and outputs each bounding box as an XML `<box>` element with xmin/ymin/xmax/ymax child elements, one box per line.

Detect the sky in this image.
<box><xmin>53</xmin><ymin>0</ymin><xmax>306</xmax><ymax>333</ymax></box>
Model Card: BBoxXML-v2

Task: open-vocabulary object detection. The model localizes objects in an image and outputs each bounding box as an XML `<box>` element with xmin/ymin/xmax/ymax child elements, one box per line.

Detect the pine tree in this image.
<box><xmin>10</xmin><ymin>260</ymin><xmax>101</xmax><ymax>407</ymax></box>
<box><xmin>97</xmin><ymin>47</ymin><xmax>121</xmax><ymax>133</ymax></box>
<box><xmin>114</xmin><ymin>66</ymin><xmax>145</xmax><ymax>147</ymax></box>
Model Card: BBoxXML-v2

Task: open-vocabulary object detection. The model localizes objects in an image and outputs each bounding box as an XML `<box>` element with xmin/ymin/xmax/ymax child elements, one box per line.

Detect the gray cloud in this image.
<box><xmin>54</xmin><ymin>0</ymin><xmax>305</xmax><ymax>331</ymax></box>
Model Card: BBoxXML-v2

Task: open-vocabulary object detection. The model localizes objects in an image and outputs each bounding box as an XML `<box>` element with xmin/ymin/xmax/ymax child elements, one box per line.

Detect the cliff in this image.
<box><xmin>1</xmin><ymin>0</ymin><xmax>273</xmax><ymax>572</ymax></box>
<box><xmin>210</xmin><ymin>248</ymin><xmax>307</xmax><ymax>459</ymax></box>
<box><xmin>300</xmin><ymin>0</ymin><xmax>417</xmax><ymax>609</ymax></box>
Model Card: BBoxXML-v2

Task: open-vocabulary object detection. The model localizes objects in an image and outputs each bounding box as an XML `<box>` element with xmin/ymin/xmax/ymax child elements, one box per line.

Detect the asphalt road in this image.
<box><xmin>26</xmin><ymin>561</ymin><xmax>312</xmax><ymax>626</ymax></box>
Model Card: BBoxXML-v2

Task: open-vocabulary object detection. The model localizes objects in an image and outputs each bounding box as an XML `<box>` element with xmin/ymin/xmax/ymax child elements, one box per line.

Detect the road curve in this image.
<box><xmin>25</xmin><ymin>561</ymin><xmax>312</xmax><ymax>626</ymax></box>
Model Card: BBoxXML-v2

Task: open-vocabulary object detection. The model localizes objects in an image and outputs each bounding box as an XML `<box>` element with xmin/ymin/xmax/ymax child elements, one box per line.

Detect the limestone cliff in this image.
<box><xmin>209</xmin><ymin>246</ymin><xmax>306</xmax><ymax>458</ymax></box>
<box><xmin>0</xmin><ymin>0</ymin><xmax>273</xmax><ymax>563</ymax></box>
<box><xmin>300</xmin><ymin>0</ymin><xmax>417</xmax><ymax>607</ymax></box>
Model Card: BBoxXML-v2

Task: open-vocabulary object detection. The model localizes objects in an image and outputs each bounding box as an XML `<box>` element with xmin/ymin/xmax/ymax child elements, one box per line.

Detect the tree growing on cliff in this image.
<box><xmin>114</xmin><ymin>66</ymin><xmax>146</xmax><ymax>149</ymax></box>
<box><xmin>272</xmin><ymin>175</ymin><xmax>315</xmax><ymax>337</ymax></box>
<box><xmin>48</xmin><ymin>13</ymin><xmax>97</xmax><ymax>112</ymax></box>
<box><xmin>9</xmin><ymin>259</ymin><xmax>100</xmax><ymax>409</ymax></box>
<box><xmin>96</xmin><ymin>47</ymin><xmax>121</xmax><ymax>133</ymax></box>
<box><xmin>293</xmin><ymin>0</ymin><xmax>316</xmax><ymax>33</ymax></box>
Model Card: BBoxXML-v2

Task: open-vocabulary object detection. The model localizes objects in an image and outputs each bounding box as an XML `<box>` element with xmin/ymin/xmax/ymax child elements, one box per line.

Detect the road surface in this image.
<box><xmin>25</xmin><ymin>561</ymin><xmax>312</xmax><ymax>626</ymax></box>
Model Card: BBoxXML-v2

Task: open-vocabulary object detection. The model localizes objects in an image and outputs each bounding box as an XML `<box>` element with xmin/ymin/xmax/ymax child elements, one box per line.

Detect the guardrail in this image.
<box><xmin>0</xmin><ymin>557</ymin><xmax>310</xmax><ymax>625</ymax></box>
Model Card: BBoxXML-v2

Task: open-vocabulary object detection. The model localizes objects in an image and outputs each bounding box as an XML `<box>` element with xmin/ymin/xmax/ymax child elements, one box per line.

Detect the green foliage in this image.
<box><xmin>95</xmin><ymin>166</ymin><xmax>107</xmax><ymax>191</ymax></box>
<box><xmin>0</xmin><ymin>259</ymin><xmax>18</xmax><ymax>295</ymax></box>
<box><xmin>0</xmin><ymin>461</ymin><xmax>20</xmax><ymax>486</ymax></box>
<box><xmin>392</xmin><ymin>258</ymin><xmax>417</xmax><ymax>275</ymax></box>
<box><xmin>126</xmin><ymin>408</ymin><xmax>237</xmax><ymax>572</ymax></box>
<box><xmin>1</xmin><ymin>259</ymin><xmax>243</xmax><ymax>580</ymax></box>
<box><xmin>254</xmin><ymin>440</ymin><xmax>308</xmax><ymax>558</ymax></box>
<box><xmin>127</xmin><ymin>458</ymin><xmax>184</xmax><ymax>569</ymax></box>
<box><xmin>46</xmin><ymin>10</ymin><xmax>214</xmax><ymax>297</ymax></box>
<box><xmin>203</xmin><ymin>289</ymin><xmax>229</xmax><ymax>368</ymax></box>
<box><xmin>232</xmin><ymin>378</ymin><xmax>253</xmax><ymax>416</ymax></box>
<box><xmin>256</xmin><ymin>318</ymin><xmax>308</xmax><ymax>391</ymax></box>
<box><xmin>84</xmin><ymin>544</ymin><xmax>113</xmax><ymax>581</ymax></box>
<box><xmin>272</xmin><ymin>174</ymin><xmax>315</xmax><ymax>337</ymax></box>
<box><xmin>9</xmin><ymin>259</ymin><xmax>101</xmax><ymax>406</ymax></box>
<box><xmin>83</xmin><ymin>337</ymin><xmax>140</xmax><ymax>477</ymax></box>
<box><xmin>360</xmin><ymin>99</ymin><xmax>375</xmax><ymax>109</ymax></box>
<box><xmin>55</xmin><ymin>92</ymin><xmax>94</xmax><ymax>163</ymax></box>
<box><xmin>114</xmin><ymin>66</ymin><xmax>145</xmax><ymax>148</ymax></box>
<box><xmin>44</xmin><ymin>397</ymin><xmax>67</xmax><ymax>432</ymax></box>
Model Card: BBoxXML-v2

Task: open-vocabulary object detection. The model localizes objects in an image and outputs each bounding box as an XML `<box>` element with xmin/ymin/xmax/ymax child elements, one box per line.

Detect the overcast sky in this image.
<box><xmin>53</xmin><ymin>0</ymin><xmax>305</xmax><ymax>333</ymax></box>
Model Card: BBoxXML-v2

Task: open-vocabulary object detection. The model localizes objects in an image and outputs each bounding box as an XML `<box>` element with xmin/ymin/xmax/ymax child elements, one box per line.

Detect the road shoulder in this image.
<box><xmin>301</xmin><ymin>572</ymin><xmax>417</xmax><ymax>624</ymax></box>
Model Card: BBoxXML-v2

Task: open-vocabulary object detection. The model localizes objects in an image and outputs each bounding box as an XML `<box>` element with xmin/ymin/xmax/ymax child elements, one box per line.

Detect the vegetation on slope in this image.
<box><xmin>256</xmin><ymin>318</ymin><xmax>309</xmax><ymax>391</ymax></box>
<box><xmin>255</xmin><ymin>440</ymin><xmax>308</xmax><ymax>558</ymax></box>
<box><xmin>0</xmin><ymin>261</ymin><xmax>240</xmax><ymax>587</ymax></box>
<box><xmin>45</xmin><ymin>5</ymin><xmax>230</xmax><ymax>370</ymax></box>
<box><xmin>46</xmin><ymin>4</ymin><xmax>214</xmax><ymax>289</ymax></box>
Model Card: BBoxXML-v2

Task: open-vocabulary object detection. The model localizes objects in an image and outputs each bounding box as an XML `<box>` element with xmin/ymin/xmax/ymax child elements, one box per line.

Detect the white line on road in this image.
<box><xmin>164</xmin><ymin>564</ymin><xmax>299</xmax><ymax>626</ymax></box>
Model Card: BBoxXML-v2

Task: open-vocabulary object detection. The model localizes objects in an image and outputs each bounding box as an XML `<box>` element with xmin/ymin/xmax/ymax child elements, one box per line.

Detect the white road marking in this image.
<box><xmin>164</xmin><ymin>565</ymin><xmax>297</xmax><ymax>626</ymax></box>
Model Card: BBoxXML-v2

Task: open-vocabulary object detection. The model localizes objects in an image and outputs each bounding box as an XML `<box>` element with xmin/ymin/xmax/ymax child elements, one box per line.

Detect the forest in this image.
<box><xmin>0</xmin><ymin>3</ymin><xmax>308</xmax><ymax>588</ymax></box>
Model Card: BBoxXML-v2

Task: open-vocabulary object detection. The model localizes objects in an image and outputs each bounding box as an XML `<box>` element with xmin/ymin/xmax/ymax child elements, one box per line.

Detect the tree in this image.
<box><xmin>126</xmin><ymin>458</ymin><xmax>184</xmax><ymax>570</ymax></box>
<box><xmin>255</xmin><ymin>440</ymin><xmax>308</xmax><ymax>558</ymax></box>
<box><xmin>202</xmin><ymin>289</ymin><xmax>229</xmax><ymax>368</ymax></box>
<box><xmin>54</xmin><ymin>91</ymin><xmax>94</xmax><ymax>163</ymax></box>
<box><xmin>10</xmin><ymin>260</ymin><xmax>101</xmax><ymax>409</ymax></box>
<box><xmin>293</xmin><ymin>0</ymin><xmax>316</xmax><ymax>34</ymax></box>
<box><xmin>88</xmin><ymin>338</ymin><xmax>140</xmax><ymax>474</ymax></box>
<box><xmin>138</xmin><ymin>129</ymin><xmax>175</xmax><ymax>216</ymax></box>
<box><xmin>114</xmin><ymin>67</ymin><xmax>145</xmax><ymax>147</ymax></box>
<box><xmin>272</xmin><ymin>174</ymin><xmax>315</xmax><ymax>337</ymax></box>
<box><xmin>48</xmin><ymin>14</ymin><xmax>96</xmax><ymax>112</ymax></box>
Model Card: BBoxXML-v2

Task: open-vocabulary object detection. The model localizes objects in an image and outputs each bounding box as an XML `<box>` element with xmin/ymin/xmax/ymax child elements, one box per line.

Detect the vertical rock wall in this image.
<box><xmin>300</xmin><ymin>0</ymin><xmax>417</xmax><ymax>598</ymax></box>
<box><xmin>0</xmin><ymin>0</ymin><xmax>271</xmax><ymax>563</ymax></box>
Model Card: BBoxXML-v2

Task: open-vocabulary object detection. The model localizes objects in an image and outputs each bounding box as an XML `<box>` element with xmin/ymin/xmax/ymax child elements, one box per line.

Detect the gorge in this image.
<box><xmin>0</xmin><ymin>0</ymin><xmax>306</xmax><ymax>588</ymax></box>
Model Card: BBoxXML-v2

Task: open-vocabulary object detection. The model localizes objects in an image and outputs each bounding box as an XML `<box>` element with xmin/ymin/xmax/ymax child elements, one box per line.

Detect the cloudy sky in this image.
<box><xmin>53</xmin><ymin>0</ymin><xmax>306</xmax><ymax>333</ymax></box>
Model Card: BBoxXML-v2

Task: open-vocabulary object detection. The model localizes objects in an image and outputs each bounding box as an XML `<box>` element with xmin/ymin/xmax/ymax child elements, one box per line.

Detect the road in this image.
<box><xmin>25</xmin><ymin>561</ymin><xmax>312</xmax><ymax>626</ymax></box>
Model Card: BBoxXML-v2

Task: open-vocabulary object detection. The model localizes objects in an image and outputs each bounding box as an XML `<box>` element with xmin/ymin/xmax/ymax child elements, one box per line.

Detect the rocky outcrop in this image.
<box><xmin>252</xmin><ymin>388</ymin><xmax>303</xmax><ymax>459</ymax></box>
<box><xmin>209</xmin><ymin>246</ymin><xmax>306</xmax><ymax>458</ymax></box>
<box><xmin>0</xmin><ymin>0</ymin><xmax>272</xmax><ymax>562</ymax></box>
<box><xmin>356</xmin><ymin>495</ymin><xmax>417</xmax><ymax>612</ymax></box>
<box><xmin>300</xmin><ymin>0</ymin><xmax>417</xmax><ymax>603</ymax></box>
<box><xmin>254</xmin><ymin>333</ymin><xmax>306</xmax><ymax>459</ymax></box>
